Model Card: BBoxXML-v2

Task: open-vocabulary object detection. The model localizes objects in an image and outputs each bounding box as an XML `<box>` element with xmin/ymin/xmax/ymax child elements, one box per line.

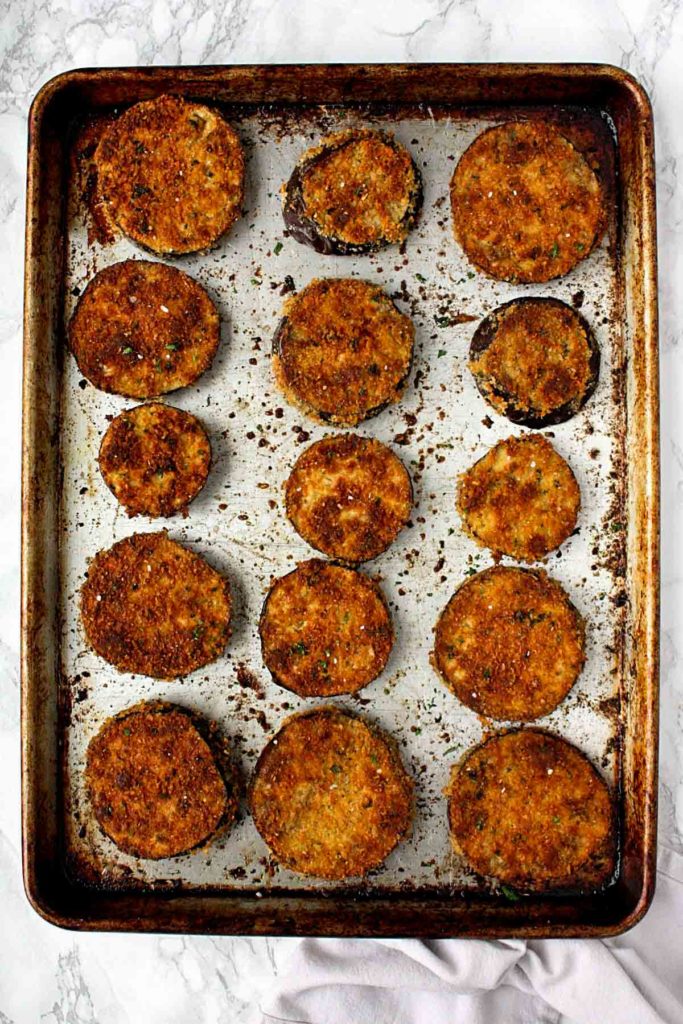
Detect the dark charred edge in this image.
<box><xmin>97</xmin><ymin>403</ymin><xmax>213</xmax><ymax>519</ymax></box>
<box><xmin>282</xmin><ymin>132</ymin><xmax>423</xmax><ymax>256</ymax></box>
<box><xmin>284</xmin><ymin>438</ymin><xmax>415</xmax><ymax>565</ymax></box>
<box><xmin>247</xmin><ymin>705</ymin><xmax>414</xmax><ymax>876</ymax></box>
<box><xmin>85</xmin><ymin>700</ymin><xmax>241</xmax><ymax>861</ymax></box>
<box><xmin>447</xmin><ymin>727</ymin><xmax>618</xmax><ymax>895</ymax></box>
<box><xmin>431</xmin><ymin>566</ymin><xmax>586</xmax><ymax>721</ymax></box>
<box><xmin>469</xmin><ymin>297</ymin><xmax>601</xmax><ymax>428</ymax></box>
<box><xmin>271</xmin><ymin>315</ymin><xmax>414</xmax><ymax>427</ymax></box>
<box><xmin>97</xmin><ymin>101</ymin><xmax>246</xmax><ymax>259</ymax></box>
<box><xmin>257</xmin><ymin>560</ymin><xmax>394</xmax><ymax>697</ymax></box>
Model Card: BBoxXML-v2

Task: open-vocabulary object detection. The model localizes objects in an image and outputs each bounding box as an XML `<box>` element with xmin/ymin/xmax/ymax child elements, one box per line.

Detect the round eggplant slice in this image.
<box><xmin>99</xmin><ymin>402</ymin><xmax>212</xmax><ymax>518</ymax></box>
<box><xmin>432</xmin><ymin>566</ymin><xmax>585</xmax><ymax>721</ymax></box>
<box><xmin>285</xmin><ymin>433</ymin><xmax>412</xmax><ymax>562</ymax></box>
<box><xmin>86</xmin><ymin>701</ymin><xmax>237</xmax><ymax>859</ymax></box>
<box><xmin>259</xmin><ymin>559</ymin><xmax>393</xmax><ymax>697</ymax></box>
<box><xmin>447</xmin><ymin>729</ymin><xmax>615</xmax><ymax>891</ymax></box>
<box><xmin>80</xmin><ymin>531</ymin><xmax>231</xmax><ymax>679</ymax></box>
<box><xmin>249</xmin><ymin>707</ymin><xmax>413</xmax><ymax>880</ymax></box>
<box><xmin>69</xmin><ymin>259</ymin><xmax>220</xmax><ymax>398</ymax></box>
<box><xmin>272</xmin><ymin>277</ymin><xmax>414</xmax><ymax>426</ymax></box>
<box><xmin>450</xmin><ymin>121</ymin><xmax>606</xmax><ymax>283</ymax></box>
<box><xmin>283</xmin><ymin>128</ymin><xmax>422</xmax><ymax>254</ymax></box>
<box><xmin>94</xmin><ymin>94</ymin><xmax>245</xmax><ymax>254</ymax></box>
<box><xmin>469</xmin><ymin>298</ymin><xmax>600</xmax><ymax>427</ymax></box>
<box><xmin>457</xmin><ymin>434</ymin><xmax>580</xmax><ymax>562</ymax></box>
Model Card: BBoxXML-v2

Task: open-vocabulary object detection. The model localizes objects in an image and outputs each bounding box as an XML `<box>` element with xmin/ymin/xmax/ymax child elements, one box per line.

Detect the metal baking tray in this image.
<box><xmin>22</xmin><ymin>63</ymin><xmax>659</xmax><ymax>936</ymax></box>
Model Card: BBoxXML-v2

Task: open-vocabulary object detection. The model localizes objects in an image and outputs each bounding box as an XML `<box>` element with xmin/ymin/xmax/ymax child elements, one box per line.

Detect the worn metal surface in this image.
<box><xmin>22</xmin><ymin>64</ymin><xmax>659</xmax><ymax>936</ymax></box>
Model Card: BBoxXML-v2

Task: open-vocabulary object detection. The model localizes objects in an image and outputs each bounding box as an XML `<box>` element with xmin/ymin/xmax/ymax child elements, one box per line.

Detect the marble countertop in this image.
<box><xmin>1</xmin><ymin>1</ymin><xmax>681</xmax><ymax>1020</ymax></box>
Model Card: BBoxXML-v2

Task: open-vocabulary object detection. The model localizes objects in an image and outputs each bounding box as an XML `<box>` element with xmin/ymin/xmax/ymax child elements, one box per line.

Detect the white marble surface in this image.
<box><xmin>1</xmin><ymin>1</ymin><xmax>682</xmax><ymax>1020</ymax></box>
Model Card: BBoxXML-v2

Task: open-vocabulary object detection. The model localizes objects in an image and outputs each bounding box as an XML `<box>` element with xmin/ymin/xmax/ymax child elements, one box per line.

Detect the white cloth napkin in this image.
<box><xmin>240</xmin><ymin>845</ymin><xmax>683</xmax><ymax>1024</ymax></box>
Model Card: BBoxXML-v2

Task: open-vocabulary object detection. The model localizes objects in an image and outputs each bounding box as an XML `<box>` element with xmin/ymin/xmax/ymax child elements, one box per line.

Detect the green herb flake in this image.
<box><xmin>273</xmin><ymin>241</ymin><xmax>283</xmax><ymax>255</ymax></box>
<box><xmin>549</xmin><ymin>242</ymin><xmax>560</xmax><ymax>259</ymax></box>
<box><xmin>482</xmin><ymin>668</ymin><xmax>492</xmax><ymax>679</ymax></box>
<box><xmin>290</xmin><ymin>641</ymin><xmax>308</xmax><ymax>656</ymax></box>
<box><xmin>370</xmin><ymin>753</ymin><xmax>379</xmax><ymax>765</ymax></box>
<box><xmin>475</xmin><ymin>818</ymin><xmax>485</xmax><ymax>831</ymax></box>
<box><xmin>192</xmin><ymin>624</ymin><xmax>205</xmax><ymax>641</ymax></box>
<box><xmin>435</xmin><ymin>316</ymin><xmax>451</xmax><ymax>328</ymax></box>
<box><xmin>123</xmin><ymin>727</ymin><xmax>131</xmax><ymax>736</ymax></box>
<box><xmin>467</xmin><ymin>271</ymin><xmax>476</xmax><ymax>280</ymax></box>
<box><xmin>330</xmin><ymin>763</ymin><xmax>342</xmax><ymax>774</ymax></box>
<box><xmin>121</xmin><ymin>346</ymin><xmax>134</xmax><ymax>356</ymax></box>
<box><xmin>416</xmin><ymin>273</ymin><xmax>427</xmax><ymax>283</ymax></box>
<box><xmin>552</xmin><ymin>815</ymin><xmax>561</xmax><ymax>825</ymax></box>
<box><xmin>465</xmin><ymin>567</ymin><xmax>477</xmax><ymax>577</ymax></box>
<box><xmin>437</xmin><ymin>349</ymin><xmax>447</xmax><ymax>358</ymax></box>
<box><xmin>443</xmin><ymin>746</ymin><xmax>458</xmax><ymax>756</ymax></box>
<box><xmin>611</xmin><ymin>521</ymin><xmax>623</xmax><ymax>532</ymax></box>
<box><xmin>165</xmin><ymin>343</ymin><xmax>179</xmax><ymax>351</ymax></box>
<box><xmin>501</xmin><ymin>884</ymin><xmax>520</xmax><ymax>902</ymax></box>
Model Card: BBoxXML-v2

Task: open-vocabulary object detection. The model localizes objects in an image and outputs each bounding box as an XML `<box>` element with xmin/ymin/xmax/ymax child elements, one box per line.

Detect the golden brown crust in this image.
<box><xmin>450</xmin><ymin>122</ymin><xmax>605</xmax><ymax>283</ymax></box>
<box><xmin>457</xmin><ymin>434</ymin><xmax>580</xmax><ymax>562</ymax></box>
<box><xmin>94</xmin><ymin>94</ymin><xmax>245</xmax><ymax>254</ymax></box>
<box><xmin>86</xmin><ymin>701</ymin><xmax>237</xmax><ymax>859</ymax></box>
<box><xmin>433</xmin><ymin>566</ymin><xmax>585</xmax><ymax>721</ymax></box>
<box><xmin>283</xmin><ymin>128</ymin><xmax>422</xmax><ymax>253</ymax></box>
<box><xmin>69</xmin><ymin>260</ymin><xmax>220</xmax><ymax>398</ymax></box>
<box><xmin>469</xmin><ymin>298</ymin><xmax>600</xmax><ymax>427</ymax></box>
<box><xmin>285</xmin><ymin>434</ymin><xmax>412</xmax><ymax>562</ymax></box>
<box><xmin>447</xmin><ymin>730</ymin><xmax>616</xmax><ymax>891</ymax></box>
<box><xmin>259</xmin><ymin>559</ymin><xmax>393</xmax><ymax>697</ymax></box>
<box><xmin>249</xmin><ymin>707</ymin><xmax>413</xmax><ymax>880</ymax></box>
<box><xmin>272</xmin><ymin>278</ymin><xmax>414</xmax><ymax>426</ymax></box>
<box><xmin>98</xmin><ymin>403</ymin><xmax>212</xmax><ymax>518</ymax></box>
<box><xmin>80</xmin><ymin>532</ymin><xmax>231</xmax><ymax>679</ymax></box>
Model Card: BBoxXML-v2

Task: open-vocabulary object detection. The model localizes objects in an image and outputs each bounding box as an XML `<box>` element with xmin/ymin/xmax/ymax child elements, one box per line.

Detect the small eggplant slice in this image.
<box><xmin>469</xmin><ymin>297</ymin><xmax>600</xmax><ymax>427</ymax></box>
<box><xmin>283</xmin><ymin>128</ymin><xmax>422</xmax><ymax>255</ymax></box>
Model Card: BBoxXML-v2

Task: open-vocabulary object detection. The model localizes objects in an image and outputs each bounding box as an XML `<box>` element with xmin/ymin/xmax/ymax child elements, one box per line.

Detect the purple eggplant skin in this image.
<box><xmin>282</xmin><ymin>133</ymin><xmax>423</xmax><ymax>256</ymax></box>
<box><xmin>469</xmin><ymin>297</ymin><xmax>601</xmax><ymax>429</ymax></box>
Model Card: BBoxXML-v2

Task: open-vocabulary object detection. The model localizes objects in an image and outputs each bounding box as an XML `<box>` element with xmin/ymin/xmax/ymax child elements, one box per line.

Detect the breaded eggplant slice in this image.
<box><xmin>99</xmin><ymin>402</ymin><xmax>212</xmax><ymax>518</ymax></box>
<box><xmin>272</xmin><ymin>278</ymin><xmax>414</xmax><ymax>426</ymax></box>
<box><xmin>457</xmin><ymin>434</ymin><xmax>580</xmax><ymax>562</ymax></box>
<box><xmin>447</xmin><ymin>729</ymin><xmax>615</xmax><ymax>891</ymax></box>
<box><xmin>285</xmin><ymin>434</ymin><xmax>412</xmax><ymax>562</ymax></box>
<box><xmin>450</xmin><ymin>122</ymin><xmax>605</xmax><ymax>283</ymax></box>
<box><xmin>249</xmin><ymin>707</ymin><xmax>413</xmax><ymax>880</ymax></box>
<box><xmin>86</xmin><ymin>701</ymin><xmax>237</xmax><ymax>859</ymax></box>
<box><xmin>80</xmin><ymin>531</ymin><xmax>231</xmax><ymax>679</ymax></box>
<box><xmin>94</xmin><ymin>94</ymin><xmax>244</xmax><ymax>254</ymax></box>
<box><xmin>259</xmin><ymin>559</ymin><xmax>393</xmax><ymax>697</ymax></box>
<box><xmin>283</xmin><ymin>128</ymin><xmax>422</xmax><ymax>254</ymax></box>
<box><xmin>432</xmin><ymin>566</ymin><xmax>585</xmax><ymax>721</ymax></box>
<box><xmin>69</xmin><ymin>260</ymin><xmax>220</xmax><ymax>398</ymax></box>
<box><xmin>470</xmin><ymin>298</ymin><xmax>600</xmax><ymax>427</ymax></box>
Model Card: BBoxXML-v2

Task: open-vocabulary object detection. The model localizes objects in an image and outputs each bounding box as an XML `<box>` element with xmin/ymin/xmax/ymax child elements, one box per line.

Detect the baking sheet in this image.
<box><xmin>60</xmin><ymin>103</ymin><xmax>625</xmax><ymax>895</ymax></box>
